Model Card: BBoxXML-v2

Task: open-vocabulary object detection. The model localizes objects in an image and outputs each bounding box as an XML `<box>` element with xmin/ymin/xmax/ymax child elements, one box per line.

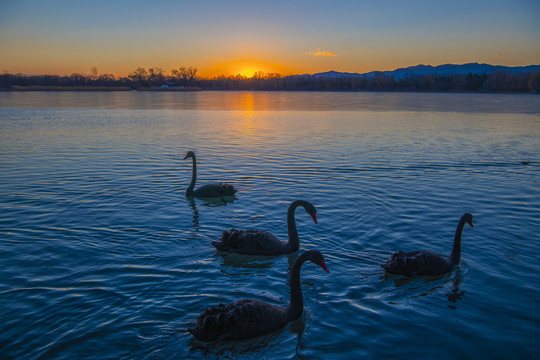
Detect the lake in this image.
<box><xmin>1</xmin><ymin>91</ymin><xmax>539</xmax><ymax>359</ymax></box>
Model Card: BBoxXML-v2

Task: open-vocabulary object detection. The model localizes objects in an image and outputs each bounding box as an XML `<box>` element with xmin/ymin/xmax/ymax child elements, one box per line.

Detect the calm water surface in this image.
<box><xmin>1</xmin><ymin>92</ymin><xmax>539</xmax><ymax>359</ymax></box>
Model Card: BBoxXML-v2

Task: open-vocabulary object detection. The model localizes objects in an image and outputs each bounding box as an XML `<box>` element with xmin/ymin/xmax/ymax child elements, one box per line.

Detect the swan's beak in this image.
<box><xmin>183</xmin><ymin>154</ymin><xmax>190</xmax><ymax>160</ymax></box>
<box><xmin>311</xmin><ymin>214</ymin><xmax>318</xmax><ymax>224</ymax></box>
<box><xmin>320</xmin><ymin>260</ymin><xmax>329</xmax><ymax>273</ymax></box>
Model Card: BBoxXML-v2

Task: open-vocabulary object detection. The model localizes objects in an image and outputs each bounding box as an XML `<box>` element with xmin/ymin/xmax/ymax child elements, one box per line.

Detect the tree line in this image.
<box><xmin>0</xmin><ymin>66</ymin><xmax>199</xmax><ymax>89</ymax></box>
<box><xmin>199</xmin><ymin>70</ymin><xmax>540</xmax><ymax>93</ymax></box>
<box><xmin>1</xmin><ymin>66</ymin><xmax>539</xmax><ymax>93</ymax></box>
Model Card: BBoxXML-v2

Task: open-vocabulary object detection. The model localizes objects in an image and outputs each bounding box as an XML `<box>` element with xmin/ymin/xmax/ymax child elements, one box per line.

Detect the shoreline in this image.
<box><xmin>0</xmin><ymin>86</ymin><xmax>202</xmax><ymax>92</ymax></box>
<box><xmin>0</xmin><ymin>86</ymin><xmax>536</xmax><ymax>95</ymax></box>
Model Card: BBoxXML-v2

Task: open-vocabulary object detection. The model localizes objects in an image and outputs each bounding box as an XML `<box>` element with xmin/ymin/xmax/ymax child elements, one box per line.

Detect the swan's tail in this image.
<box><xmin>219</xmin><ymin>183</ymin><xmax>237</xmax><ymax>196</ymax></box>
<box><xmin>211</xmin><ymin>240</ymin><xmax>227</xmax><ymax>251</ymax></box>
<box><xmin>212</xmin><ymin>229</ymin><xmax>240</xmax><ymax>251</ymax></box>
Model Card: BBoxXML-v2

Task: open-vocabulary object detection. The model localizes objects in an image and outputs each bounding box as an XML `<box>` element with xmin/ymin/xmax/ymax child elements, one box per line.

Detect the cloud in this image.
<box><xmin>308</xmin><ymin>49</ymin><xmax>336</xmax><ymax>57</ymax></box>
<box><xmin>494</xmin><ymin>53</ymin><xmax>503</xmax><ymax>57</ymax></box>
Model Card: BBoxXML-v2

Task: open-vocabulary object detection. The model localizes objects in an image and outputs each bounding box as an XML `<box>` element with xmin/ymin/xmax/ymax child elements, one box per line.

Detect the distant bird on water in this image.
<box><xmin>212</xmin><ymin>200</ymin><xmax>317</xmax><ymax>255</ymax></box>
<box><xmin>188</xmin><ymin>250</ymin><xmax>329</xmax><ymax>342</ymax></box>
<box><xmin>183</xmin><ymin>151</ymin><xmax>237</xmax><ymax>197</ymax></box>
<box><xmin>381</xmin><ymin>213</ymin><xmax>474</xmax><ymax>277</ymax></box>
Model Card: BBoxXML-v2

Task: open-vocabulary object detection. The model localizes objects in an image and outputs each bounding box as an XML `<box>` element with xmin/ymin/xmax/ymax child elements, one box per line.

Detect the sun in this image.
<box><xmin>204</xmin><ymin>59</ymin><xmax>295</xmax><ymax>78</ymax></box>
<box><xmin>238</xmin><ymin>67</ymin><xmax>259</xmax><ymax>78</ymax></box>
<box><xmin>224</xmin><ymin>61</ymin><xmax>269</xmax><ymax>78</ymax></box>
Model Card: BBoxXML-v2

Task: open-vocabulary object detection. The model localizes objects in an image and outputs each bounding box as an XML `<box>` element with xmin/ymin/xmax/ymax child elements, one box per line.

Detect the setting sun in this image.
<box><xmin>238</xmin><ymin>68</ymin><xmax>259</xmax><ymax>78</ymax></box>
<box><xmin>204</xmin><ymin>59</ymin><xmax>295</xmax><ymax>78</ymax></box>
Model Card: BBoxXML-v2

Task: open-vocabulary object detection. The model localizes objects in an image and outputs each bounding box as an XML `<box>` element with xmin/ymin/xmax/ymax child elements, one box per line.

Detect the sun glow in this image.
<box><xmin>203</xmin><ymin>59</ymin><xmax>294</xmax><ymax>78</ymax></box>
<box><xmin>238</xmin><ymin>68</ymin><xmax>259</xmax><ymax>78</ymax></box>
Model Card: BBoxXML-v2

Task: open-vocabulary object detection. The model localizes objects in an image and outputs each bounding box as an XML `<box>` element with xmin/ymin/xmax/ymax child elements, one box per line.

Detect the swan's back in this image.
<box><xmin>193</xmin><ymin>183</ymin><xmax>237</xmax><ymax>197</ymax></box>
<box><xmin>381</xmin><ymin>250</ymin><xmax>453</xmax><ymax>277</ymax></box>
<box><xmin>188</xmin><ymin>299</ymin><xmax>289</xmax><ymax>342</ymax></box>
<box><xmin>213</xmin><ymin>229</ymin><xmax>287</xmax><ymax>255</ymax></box>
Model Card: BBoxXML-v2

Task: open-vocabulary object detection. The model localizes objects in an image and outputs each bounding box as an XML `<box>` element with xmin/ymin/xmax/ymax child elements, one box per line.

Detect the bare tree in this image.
<box><xmin>128</xmin><ymin>67</ymin><xmax>149</xmax><ymax>87</ymax></box>
<box><xmin>148</xmin><ymin>67</ymin><xmax>165</xmax><ymax>86</ymax></box>
<box><xmin>528</xmin><ymin>70</ymin><xmax>540</xmax><ymax>92</ymax></box>
<box><xmin>252</xmin><ymin>71</ymin><xmax>265</xmax><ymax>79</ymax></box>
<box><xmin>171</xmin><ymin>66</ymin><xmax>198</xmax><ymax>86</ymax></box>
<box><xmin>89</xmin><ymin>67</ymin><xmax>98</xmax><ymax>80</ymax></box>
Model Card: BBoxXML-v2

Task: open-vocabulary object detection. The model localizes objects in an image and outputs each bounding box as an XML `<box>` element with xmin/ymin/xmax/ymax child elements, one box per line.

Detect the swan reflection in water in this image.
<box><xmin>446</xmin><ymin>275</ymin><xmax>466</xmax><ymax>310</ymax></box>
<box><xmin>187</xmin><ymin>197</ymin><xmax>200</xmax><ymax>231</ymax></box>
<box><xmin>382</xmin><ymin>266</ymin><xmax>468</xmax><ymax>310</ymax></box>
<box><xmin>188</xmin><ymin>316</ymin><xmax>306</xmax><ymax>355</ymax></box>
<box><xmin>187</xmin><ymin>195</ymin><xmax>237</xmax><ymax>231</ymax></box>
<box><xmin>217</xmin><ymin>250</ymin><xmax>300</xmax><ymax>270</ymax></box>
<box><xmin>218</xmin><ymin>252</ymin><xmax>275</xmax><ymax>270</ymax></box>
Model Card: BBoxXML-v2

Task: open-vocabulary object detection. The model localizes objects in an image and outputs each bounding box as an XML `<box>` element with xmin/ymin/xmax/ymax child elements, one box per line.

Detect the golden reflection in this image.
<box><xmin>228</xmin><ymin>92</ymin><xmax>259</xmax><ymax>138</ymax></box>
<box><xmin>240</xmin><ymin>91</ymin><xmax>256</xmax><ymax>111</ymax></box>
<box><xmin>347</xmin><ymin>299</ymin><xmax>379</xmax><ymax>313</ymax></box>
<box><xmin>234</xmin><ymin>111</ymin><xmax>258</xmax><ymax>139</ymax></box>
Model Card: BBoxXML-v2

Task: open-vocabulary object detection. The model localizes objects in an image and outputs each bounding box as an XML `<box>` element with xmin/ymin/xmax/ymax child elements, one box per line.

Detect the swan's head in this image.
<box><xmin>462</xmin><ymin>213</ymin><xmax>474</xmax><ymax>227</ymax></box>
<box><xmin>183</xmin><ymin>151</ymin><xmax>195</xmax><ymax>160</ymax></box>
<box><xmin>308</xmin><ymin>250</ymin><xmax>329</xmax><ymax>273</ymax></box>
<box><xmin>305</xmin><ymin>202</ymin><xmax>318</xmax><ymax>224</ymax></box>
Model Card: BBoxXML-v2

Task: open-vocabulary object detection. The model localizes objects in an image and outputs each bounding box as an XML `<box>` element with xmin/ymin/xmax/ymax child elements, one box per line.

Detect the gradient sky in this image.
<box><xmin>1</xmin><ymin>0</ymin><xmax>539</xmax><ymax>78</ymax></box>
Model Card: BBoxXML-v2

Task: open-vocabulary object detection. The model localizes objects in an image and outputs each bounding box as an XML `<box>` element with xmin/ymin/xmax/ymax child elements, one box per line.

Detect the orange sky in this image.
<box><xmin>1</xmin><ymin>1</ymin><xmax>539</xmax><ymax>78</ymax></box>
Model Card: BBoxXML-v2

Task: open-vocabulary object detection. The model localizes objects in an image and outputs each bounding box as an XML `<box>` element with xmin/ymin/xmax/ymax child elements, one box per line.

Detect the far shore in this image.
<box><xmin>0</xmin><ymin>86</ymin><xmax>202</xmax><ymax>92</ymax></box>
<box><xmin>0</xmin><ymin>86</ymin><xmax>536</xmax><ymax>95</ymax></box>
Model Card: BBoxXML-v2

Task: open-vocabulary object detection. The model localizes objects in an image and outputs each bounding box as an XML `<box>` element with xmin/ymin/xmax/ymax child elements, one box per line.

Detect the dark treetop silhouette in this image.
<box><xmin>188</xmin><ymin>250</ymin><xmax>329</xmax><ymax>342</ymax></box>
<box><xmin>212</xmin><ymin>200</ymin><xmax>317</xmax><ymax>255</ymax></box>
<box><xmin>381</xmin><ymin>213</ymin><xmax>474</xmax><ymax>277</ymax></box>
<box><xmin>183</xmin><ymin>151</ymin><xmax>237</xmax><ymax>197</ymax></box>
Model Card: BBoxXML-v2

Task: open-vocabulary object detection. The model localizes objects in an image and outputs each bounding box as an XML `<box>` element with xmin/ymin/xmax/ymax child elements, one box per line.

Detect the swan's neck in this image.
<box><xmin>287</xmin><ymin>252</ymin><xmax>308</xmax><ymax>318</ymax></box>
<box><xmin>449</xmin><ymin>217</ymin><xmax>467</xmax><ymax>265</ymax></box>
<box><xmin>286</xmin><ymin>201</ymin><xmax>306</xmax><ymax>252</ymax></box>
<box><xmin>186</xmin><ymin>155</ymin><xmax>197</xmax><ymax>196</ymax></box>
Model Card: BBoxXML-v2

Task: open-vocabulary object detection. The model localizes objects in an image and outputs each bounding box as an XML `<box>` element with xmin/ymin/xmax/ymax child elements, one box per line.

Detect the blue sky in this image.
<box><xmin>1</xmin><ymin>0</ymin><xmax>539</xmax><ymax>77</ymax></box>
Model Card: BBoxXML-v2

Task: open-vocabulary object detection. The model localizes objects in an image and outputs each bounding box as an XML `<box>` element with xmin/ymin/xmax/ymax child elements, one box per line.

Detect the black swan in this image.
<box><xmin>212</xmin><ymin>200</ymin><xmax>317</xmax><ymax>255</ymax></box>
<box><xmin>183</xmin><ymin>151</ymin><xmax>237</xmax><ymax>197</ymax></box>
<box><xmin>188</xmin><ymin>250</ymin><xmax>329</xmax><ymax>342</ymax></box>
<box><xmin>381</xmin><ymin>213</ymin><xmax>474</xmax><ymax>277</ymax></box>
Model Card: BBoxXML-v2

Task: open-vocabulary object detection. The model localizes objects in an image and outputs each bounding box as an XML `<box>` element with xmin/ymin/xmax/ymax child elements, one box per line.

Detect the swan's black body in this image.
<box><xmin>183</xmin><ymin>151</ymin><xmax>237</xmax><ymax>197</ymax></box>
<box><xmin>188</xmin><ymin>250</ymin><xmax>329</xmax><ymax>342</ymax></box>
<box><xmin>212</xmin><ymin>200</ymin><xmax>317</xmax><ymax>255</ymax></box>
<box><xmin>381</xmin><ymin>213</ymin><xmax>474</xmax><ymax>277</ymax></box>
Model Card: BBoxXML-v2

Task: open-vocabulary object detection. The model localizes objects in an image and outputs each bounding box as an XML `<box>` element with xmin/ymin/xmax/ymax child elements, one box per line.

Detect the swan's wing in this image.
<box><xmin>189</xmin><ymin>299</ymin><xmax>287</xmax><ymax>341</ymax></box>
<box><xmin>214</xmin><ymin>229</ymin><xmax>284</xmax><ymax>254</ymax></box>
<box><xmin>195</xmin><ymin>183</ymin><xmax>237</xmax><ymax>197</ymax></box>
<box><xmin>382</xmin><ymin>250</ymin><xmax>452</xmax><ymax>276</ymax></box>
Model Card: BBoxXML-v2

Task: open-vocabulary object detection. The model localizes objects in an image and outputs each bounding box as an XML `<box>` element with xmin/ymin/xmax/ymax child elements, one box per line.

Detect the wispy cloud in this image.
<box><xmin>308</xmin><ymin>49</ymin><xmax>336</xmax><ymax>57</ymax></box>
<box><xmin>494</xmin><ymin>53</ymin><xmax>503</xmax><ymax>57</ymax></box>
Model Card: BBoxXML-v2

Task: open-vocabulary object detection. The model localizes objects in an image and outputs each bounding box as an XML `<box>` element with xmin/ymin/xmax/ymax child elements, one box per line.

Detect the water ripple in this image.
<box><xmin>0</xmin><ymin>98</ymin><xmax>539</xmax><ymax>359</ymax></box>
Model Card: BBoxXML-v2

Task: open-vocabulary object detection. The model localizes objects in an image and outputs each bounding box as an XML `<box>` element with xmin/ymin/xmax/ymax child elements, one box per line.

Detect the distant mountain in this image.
<box><xmin>306</xmin><ymin>63</ymin><xmax>540</xmax><ymax>80</ymax></box>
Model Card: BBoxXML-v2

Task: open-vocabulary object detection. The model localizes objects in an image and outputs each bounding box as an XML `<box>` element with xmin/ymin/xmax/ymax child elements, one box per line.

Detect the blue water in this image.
<box><xmin>1</xmin><ymin>91</ymin><xmax>539</xmax><ymax>359</ymax></box>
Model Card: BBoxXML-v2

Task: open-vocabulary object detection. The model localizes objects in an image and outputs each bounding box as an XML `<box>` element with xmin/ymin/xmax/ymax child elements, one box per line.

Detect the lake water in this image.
<box><xmin>1</xmin><ymin>91</ymin><xmax>539</xmax><ymax>359</ymax></box>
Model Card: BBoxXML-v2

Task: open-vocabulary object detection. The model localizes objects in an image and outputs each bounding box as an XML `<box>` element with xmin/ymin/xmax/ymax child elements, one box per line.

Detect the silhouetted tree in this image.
<box><xmin>2</xmin><ymin>67</ymin><xmax>539</xmax><ymax>92</ymax></box>
<box><xmin>465</xmin><ymin>73</ymin><xmax>488</xmax><ymax>91</ymax></box>
<box><xmin>128</xmin><ymin>67</ymin><xmax>149</xmax><ymax>87</ymax></box>
<box><xmin>89</xmin><ymin>67</ymin><xmax>98</xmax><ymax>80</ymax></box>
<box><xmin>148</xmin><ymin>67</ymin><xmax>165</xmax><ymax>86</ymax></box>
<box><xmin>528</xmin><ymin>70</ymin><xmax>540</xmax><ymax>93</ymax></box>
<box><xmin>171</xmin><ymin>66</ymin><xmax>198</xmax><ymax>86</ymax></box>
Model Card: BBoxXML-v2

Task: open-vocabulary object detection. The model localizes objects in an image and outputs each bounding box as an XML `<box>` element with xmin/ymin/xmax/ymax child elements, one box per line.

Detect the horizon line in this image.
<box><xmin>3</xmin><ymin>61</ymin><xmax>540</xmax><ymax>79</ymax></box>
